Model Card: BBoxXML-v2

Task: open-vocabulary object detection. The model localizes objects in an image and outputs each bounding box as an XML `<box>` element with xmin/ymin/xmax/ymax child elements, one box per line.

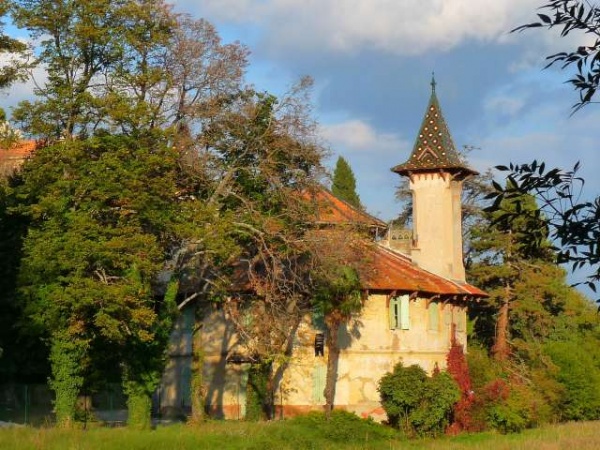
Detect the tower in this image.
<box><xmin>391</xmin><ymin>77</ymin><xmax>477</xmax><ymax>282</ymax></box>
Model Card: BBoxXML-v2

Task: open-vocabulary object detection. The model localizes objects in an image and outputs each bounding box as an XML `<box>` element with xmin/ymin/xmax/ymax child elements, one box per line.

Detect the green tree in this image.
<box><xmin>11</xmin><ymin>0</ymin><xmax>247</xmax><ymax>139</ymax></box>
<box><xmin>488</xmin><ymin>162</ymin><xmax>600</xmax><ymax>295</ymax></box>
<box><xmin>195</xmin><ymin>83</ymin><xmax>327</xmax><ymax>420</ymax></box>
<box><xmin>0</xmin><ymin>3</ymin><xmax>27</xmax><ymax>89</ymax></box>
<box><xmin>331</xmin><ymin>156</ymin><xmax>361</xmax><ymax>208</ymax></box>
<box><xmin>469</xmin><ymin>190</ymin><xmax>554</xmax><ymax>360</ymax></box>
<box><xmin>13</xmin><ymin>132</ymin><xmax>189</xmax><ymax>426</ymax></box>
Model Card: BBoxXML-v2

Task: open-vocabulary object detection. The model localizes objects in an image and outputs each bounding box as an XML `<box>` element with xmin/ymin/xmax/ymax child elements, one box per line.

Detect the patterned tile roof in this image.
<box><xmin>361</xmin><ymin>245</ymin><xmax>487</xmax><ymax>297</ymax></box>
<box><xmin>391</xmin><ymin>80</ymin><xmax>477</xmax><ymax>177</ymax></box>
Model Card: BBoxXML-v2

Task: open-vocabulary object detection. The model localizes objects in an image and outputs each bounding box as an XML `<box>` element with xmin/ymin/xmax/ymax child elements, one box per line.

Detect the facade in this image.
<box><xmin>158</xmin><ymin>82</ymin><xmax>487</xmax><ymax>420</ymax></box>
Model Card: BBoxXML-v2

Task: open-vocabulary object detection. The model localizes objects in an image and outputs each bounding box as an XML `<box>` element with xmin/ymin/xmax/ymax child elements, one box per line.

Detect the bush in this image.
<box><xmin>287</xmin><ymin>410</ymin><xmax>395</xmax><ymax>442</ymax></box>
<box><xmin>544</xmin><ymin>339</ymin><xmax>600</xmax><ymax>421</ymax></box>
<box><xmin>378</xmin><ymin>362</ymin><xmax>459</xmax><ymax>437</ymax></box>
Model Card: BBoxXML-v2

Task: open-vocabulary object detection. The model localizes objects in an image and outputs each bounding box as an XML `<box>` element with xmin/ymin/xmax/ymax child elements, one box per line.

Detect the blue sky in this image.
<box><xmin>5</xmin><ymin>1</ymin><xmax>600</xmax><ymax>224</ymax></box>
<box><xmin>162</xmin><ymin>0</ymin><xmax>600</xmax><ymax>225</ymax></box>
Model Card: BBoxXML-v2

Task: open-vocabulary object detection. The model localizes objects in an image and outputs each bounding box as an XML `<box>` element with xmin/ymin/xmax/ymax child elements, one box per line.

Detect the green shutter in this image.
<box><xmin>389</xmin><ymin>297</ymin><xmax>399</xmax><ymax>329</ymax></box>
<box><xmin>400</xmin><ymin>295</ymin><xmax>410</xmax><ymax>330</ymax></box>
<box><xmin>428</xmin><ymin>301</ymin><xmax>439</xmax><ymax>331</ymax></box>
<box><xmin>312</xmin><ymin>364</ymin><xmax>326</xmax><ymax>404</ymax></box>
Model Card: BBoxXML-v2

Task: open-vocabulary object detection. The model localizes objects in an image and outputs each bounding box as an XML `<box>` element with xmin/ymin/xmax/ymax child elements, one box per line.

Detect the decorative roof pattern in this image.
<box><xmin>392</xmin><ymin>81</ymin><xmax>477</xmax><ymax>177</ymax></box>
<box><xmin>361</xmin><ymin>245</ymin><xmax>487</xmax><ymax>297</ymax></box>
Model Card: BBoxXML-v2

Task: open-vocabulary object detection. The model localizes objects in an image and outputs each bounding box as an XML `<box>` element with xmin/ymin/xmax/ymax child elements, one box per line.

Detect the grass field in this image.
<box><xmin>1</xmin><ymin>415</ymin><xmax>599</xmax><ymax>450</ymax></box>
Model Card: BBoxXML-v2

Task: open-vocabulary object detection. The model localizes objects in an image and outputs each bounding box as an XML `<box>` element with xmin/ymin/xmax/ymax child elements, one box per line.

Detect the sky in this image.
<box><xmin>157</xmin><ymin>0</ymin><xmax>599</xmax><ymax>224</ymax></box>
<box><xmin>4</xmin><ymin>1</ymin><xmax>600</xmax><ymax>287</ymax></box>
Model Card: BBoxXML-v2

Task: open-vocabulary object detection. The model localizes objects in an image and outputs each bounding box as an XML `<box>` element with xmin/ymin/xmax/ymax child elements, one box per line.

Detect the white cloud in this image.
<box><xmin>186</xmin><ymin>0</ymin><xmax>542</xmax><ymax>56</ymax></box>
<box><xmin>484</xmin><ymin>94</ymin><xmax>526</xmax><ymax>117</ymax></box>
<box><xmin>318</xmin><ymin>118</ymin><xmax>411</xmax><ymax>220</ymax></box>
<box><xmin>319</xmin><ymin>119</ymin><xmax>408</xmax><ymax>154</ymax></box>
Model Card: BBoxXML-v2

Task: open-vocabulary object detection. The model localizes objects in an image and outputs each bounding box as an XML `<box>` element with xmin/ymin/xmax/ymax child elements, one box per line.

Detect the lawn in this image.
<box><xmin>1</xmin><ymin>415</ymin><xmax>599</xmax><ymax>450</ymax></box>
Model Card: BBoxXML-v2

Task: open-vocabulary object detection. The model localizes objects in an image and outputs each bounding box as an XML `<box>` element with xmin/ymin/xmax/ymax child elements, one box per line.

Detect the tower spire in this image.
<box><xmin>391</xmin><ymin>77</ymin><xmax>476</xmax><ymax>178</ymax></box>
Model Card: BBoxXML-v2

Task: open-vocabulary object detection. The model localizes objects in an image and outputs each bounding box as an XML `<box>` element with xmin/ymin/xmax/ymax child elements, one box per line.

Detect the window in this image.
<box><xmin>389</xmin><ymin>295</ymin><xmax>410</xmax><ymax>330</ymax></box>
<box><xmin>428</xmin><ymin>301</ymin><xmax>439</xmax><ymax>331</ymax></box>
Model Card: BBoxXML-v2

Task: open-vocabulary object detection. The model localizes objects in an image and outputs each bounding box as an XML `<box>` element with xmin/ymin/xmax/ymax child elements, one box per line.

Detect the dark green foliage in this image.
<box><xmin>489</xmin><ymin>161</ymin><xmax>600</xmax><ymax>298</ymax></box>
<box><xmin>286</xmin><ymin>410</ymin><xmax>396</xmax><ymax>443</ymax></box>
<box><xmin>378</xmin><ymin>362</ymin><xmax>459</xmax><ymax>436</ymax></box>
<box><xmin>331</xmin><ymin>156</ymin><xmax>361</xmax><ymax>208</ymax></box>
<box><xmin>12</xmin><ymin>132</ymin><xmax>184</xmax><ymax>424</ymax></box>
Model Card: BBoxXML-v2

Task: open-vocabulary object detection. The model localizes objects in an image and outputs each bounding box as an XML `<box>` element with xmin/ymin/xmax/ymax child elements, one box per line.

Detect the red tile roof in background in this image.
<box><xmin>310</xmin><ymin>188</ymin><xmax>387</xmax><ymax>229</ymax></box>
<box><xmin>0</xmin><ymin>140</ymin><xmax>37</xmax><ymax>176</ymax></box>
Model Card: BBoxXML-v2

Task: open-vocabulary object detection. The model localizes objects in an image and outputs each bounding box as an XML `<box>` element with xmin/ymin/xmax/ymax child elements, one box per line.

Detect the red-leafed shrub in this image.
<box><xmin>446</xmin><ymin>338</ymin><xmax>475</xmax><ymax>434</ymax></box>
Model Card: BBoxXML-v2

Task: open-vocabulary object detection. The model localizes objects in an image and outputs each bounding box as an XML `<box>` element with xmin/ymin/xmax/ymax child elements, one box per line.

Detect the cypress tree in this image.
<box><xmin>332</xmin><ymin>156</ymin><xmax>361</xmax><ymax>208</ymax></box>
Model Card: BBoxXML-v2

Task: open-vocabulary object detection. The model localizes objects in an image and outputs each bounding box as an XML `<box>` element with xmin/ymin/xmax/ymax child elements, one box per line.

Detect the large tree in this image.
<box><xmin>7</xmin><ymin>0</ymin><xmax>250</xmax><ymax>427</ymax></box>
<box><xmin>469</xmin><ymin>190</ymin><xmax>555</xmax><ymax>360</ymax></box>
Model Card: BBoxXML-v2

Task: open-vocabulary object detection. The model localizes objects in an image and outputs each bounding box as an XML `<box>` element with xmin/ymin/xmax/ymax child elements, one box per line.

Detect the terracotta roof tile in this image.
<box><xmin>310</xmin><ymin>188</ymin><xmax>387</xmax><ymax>229</ymax></box>
<box><xmin>360</xmin><ymin>245</ymin><xmax>487</xmax><ymax>298</ymax></box>
<box><xmin>0</xmin><ymin>140</ymin><xmax>37</xmax><ymax>176</ymax></box>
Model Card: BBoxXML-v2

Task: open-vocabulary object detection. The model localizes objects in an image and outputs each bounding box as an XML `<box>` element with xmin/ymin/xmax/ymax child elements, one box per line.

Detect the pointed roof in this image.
<box><xmin>391</xmin><ymin>77</ymin><xmax>477</xmax><ymax>178</ymax></box>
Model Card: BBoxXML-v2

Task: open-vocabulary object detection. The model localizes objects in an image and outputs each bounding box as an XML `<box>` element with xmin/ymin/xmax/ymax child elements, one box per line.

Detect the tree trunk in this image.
<box><xmin>324</xmin><ymin>313</ymin><xmax>341</xmax><ymax>420</ymax></box>
<box><xmin>493</xmin><ymin>284</ymin><xmax>511</xmax><ymax>361</ymax></box>
<box><xmin>189</xmin><ymin>322</ymin><xmax>206</xmax><ymax>425</ymax></box>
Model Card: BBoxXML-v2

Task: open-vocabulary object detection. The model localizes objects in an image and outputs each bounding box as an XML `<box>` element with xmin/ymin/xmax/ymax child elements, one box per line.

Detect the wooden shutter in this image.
<box><xmin>389</xmin><ymin>297</ymin><xmax>399</xmax><ymax>329</ymax></box>
<box><xmin>312</xmin><ymin>364</ymin><xmax>326</xmax><ymax>404</ymax></box>
<box><xmin>428</xmin><ymin>301</ymin><xmax>439</xmax><ymax>331</ymax></box>
<box><xmin>400</xmin><ymin>295</ymin><xmax>410</xmax><ymax>330</ymax></box>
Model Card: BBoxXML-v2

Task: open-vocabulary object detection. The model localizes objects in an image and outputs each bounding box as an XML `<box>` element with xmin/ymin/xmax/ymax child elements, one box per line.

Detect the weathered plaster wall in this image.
<box><xmin>158</xmin><ymin>295</ymin><xmax>468</xmax><ymax>421</ymax></box>
<box><xmin>410</xmin><ymin>173</ymin><xmax>466</xmax><ymax>282</ymax></box>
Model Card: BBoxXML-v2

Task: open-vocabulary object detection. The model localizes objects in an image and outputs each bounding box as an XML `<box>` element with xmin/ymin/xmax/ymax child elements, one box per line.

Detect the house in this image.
<box><xmin>158</xmin><ymin>81</ymin><xmax>487</xmax><ymax>420</ymax></box>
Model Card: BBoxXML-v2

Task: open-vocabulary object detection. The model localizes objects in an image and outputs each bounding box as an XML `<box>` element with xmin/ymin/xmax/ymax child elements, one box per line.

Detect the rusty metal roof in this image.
<box><xmin>360</xmin><ymin>244</ymin><xmax>487</xmax><ymax>298</ymax></box>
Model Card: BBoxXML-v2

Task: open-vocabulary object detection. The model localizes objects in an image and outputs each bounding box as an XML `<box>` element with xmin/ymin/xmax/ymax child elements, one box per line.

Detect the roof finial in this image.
<box><xmin>430</xmin><ymin>72</ymin><xmax>436</xmax><ymax>93</ymax></box>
